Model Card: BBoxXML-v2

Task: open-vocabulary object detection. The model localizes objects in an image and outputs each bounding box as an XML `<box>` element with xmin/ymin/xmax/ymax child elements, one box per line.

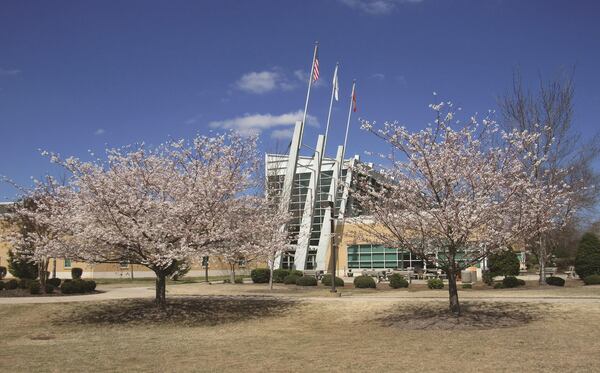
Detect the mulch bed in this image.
<box><xmin>0</xmin><ymin>288</ymin><xmax>101</xmax><ymax>297</ymax></box>
<box><xmin>53</xmin><ymin>295</ymin><xmax>298</xmax><ymax>326</ymax></box>
<box><xmin>376</xmin><ymin>302</ymin><xmax>541</xmax><ymax>330</ymax></box>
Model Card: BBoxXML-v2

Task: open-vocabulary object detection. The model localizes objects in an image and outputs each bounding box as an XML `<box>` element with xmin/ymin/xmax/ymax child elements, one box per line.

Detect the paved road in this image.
<box><xmin>2</xmin><ymin>285</ymin><xmax>600</xmax><ymax>305</ymax></box>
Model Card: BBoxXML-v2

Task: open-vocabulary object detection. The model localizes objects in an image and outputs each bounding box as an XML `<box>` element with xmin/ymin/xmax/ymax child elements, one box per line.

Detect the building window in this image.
<box><xmin>282</xmin><ymin>252</ymin><xmax>295</xmax><ymax>270</ymax></box>
<box><xmin>347</xmin><ymin>244</ymin><xmax>423</xmax><ymax>270</ymax></box>
<box><xmin>64</xmin><ymin>259</ymin><xmax>72</xmax><ymax>268</ymax></box>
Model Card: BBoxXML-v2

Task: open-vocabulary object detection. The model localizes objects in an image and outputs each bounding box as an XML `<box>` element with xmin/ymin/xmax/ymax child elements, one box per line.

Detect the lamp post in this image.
<box><xmin>321</xmin><ymin>199</ymin><xmax>337</xmax><ymax>293</ymax></box>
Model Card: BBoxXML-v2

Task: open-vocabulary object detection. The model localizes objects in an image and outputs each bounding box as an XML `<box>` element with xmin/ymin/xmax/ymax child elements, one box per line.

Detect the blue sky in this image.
<box><xmin>1</xmin><ymin>0</ymin><xmax>599</xmax><ymax>200</ymax></box>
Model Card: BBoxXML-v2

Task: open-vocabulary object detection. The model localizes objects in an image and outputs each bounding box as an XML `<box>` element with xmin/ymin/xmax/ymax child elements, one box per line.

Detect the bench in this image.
<box><xmin>303</xmin><ymin>270</ymin><xmax>324</xmax><ymax>280</ymax></box>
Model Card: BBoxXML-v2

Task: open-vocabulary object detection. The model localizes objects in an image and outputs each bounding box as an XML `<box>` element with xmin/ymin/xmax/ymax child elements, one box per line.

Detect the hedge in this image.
<box><xmin>47</xmin><ymin>278</ymin><xmax>62</xmax><ymax>287</ymax></box>
<box><xmin>61</xmin><ymin>279</ymin><xmax>96</xmax><ymax>294</ymax></box>
<box><xmin>29</xmin><ymin>281</ymin><xmax>41</xmax><ymax>295</ymax></box>
<box><xmin>502</xmin><ymin>276</ymin><xmax>521</xmax><ymax>288</ymax></box>
<box><xmin>5</xmin><ymin>279</ymin><xmax>18</xmax><ymax>290</ymax></box>
<box><xmin>353</xmin><ymin>275</ymin><xmax>376</xmax><ymax>289</ymax></box>
<box><xmin>0</xmin><ymin>281</ymin><xmax>4</xmax><ymax>291</ymax></box>
<box><xmin>272</xmin><ymin>269</ymin><xmax>290</xmax><ymax>283</ymax></box>
<box><xmin>250</xmin><ymin>268</ymin><xmax>270</xmax><ymax>283</ymax></box>
<box><xmin>389</xmin><ymin>273</ymin><xmax>409</xmax><ymax>289</ymax></box>
<box><xmin>427</xmin><ymin>278</ymin><xmax>444</xmax><ymax>289</ymax></box>
<box><xmin>546</xmin><ymin>276</ymin><xmax>565</xmax><ymax>287</ymax></box>
<box><xmin>583</xmin><ymin>274</ymin><xmax>600</xmax><ymax>285</ymax></box>
<box><xmin>44</xmin><ymin>284</ymin><xmax>55</xmax><ymax>294</ymax></box>
<box><xmin>283</xmin><ymin>274</ymin><xmax>301</xmax><ymax>285</ymax></box>
<box><xmin>296</xmin><ymin>276</ymin><xmax>317</xmax><ymax>286</ymax></box>
<box><xmin>321</xmin><ymin>274</ymin><xmax>344</xmax><ymax>287</ymax></box>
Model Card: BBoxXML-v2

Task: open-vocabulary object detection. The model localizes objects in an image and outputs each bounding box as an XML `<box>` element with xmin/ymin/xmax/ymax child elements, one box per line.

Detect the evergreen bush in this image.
<box><xmin>321</xmin><ymin>274</ymin><xmax>344</xmax><ymax>287</ymax></box>
<box><xmin>353</xmin><ymin>275</ymin><xmax>376</xmax><ymax>289</ymax></box>
<box><xmin>546</xmin><ymin>276</ymin><xmax>565</xmax><ymax>287</ymax></box>
<box><xmin>283</xmin><ymin>274</ymin><xmax>300</xmax><ymax>284</ymax></box>
<box><xmin>427</xmin><ymin>278</ymin><xmax>444</xmax><ymax>289</ymax></box>
<box><xmin>295</xmin><ymin>276</ymin><xmax>317</xmax><ymax>286</ymax></box>
<box><xmin>272</xmin><ymin>269</ymin><xmax>290</xmax><ymax>283</ymax></box>
<box><xmin>574</xmin><ymin>232</ymin><xmax>600</xmax><ymax>279</ymax></box>
<box><xmin>583</xmin><ymin>274</ymin><xmax>600</xmax><ymax>285</ymax></box>
<box><xmin>71</xmin><ymin>267</ymin><xmax>83</xmax><ymax>280</ymax></box>
<box><xmin>250</xmin><ymin>268</ymin><xmax>270</xmax><ymax>283</ymax></box>
<box><xmin>388</xmin><ymin>273</ymin><xmax>409</xmax><ymax>288</ymax></box>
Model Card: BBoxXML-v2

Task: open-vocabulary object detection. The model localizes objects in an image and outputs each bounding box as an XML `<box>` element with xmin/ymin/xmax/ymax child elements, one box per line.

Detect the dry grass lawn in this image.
<box><xmin>1</xmin><ymin>284</ymin><xmax>600</xmax><ymax>372</ymax></box>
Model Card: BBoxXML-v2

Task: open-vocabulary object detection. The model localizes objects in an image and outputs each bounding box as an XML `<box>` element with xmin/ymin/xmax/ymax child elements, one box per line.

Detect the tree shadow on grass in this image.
<box><xmin>53</xmin><ymin>295</ymin><xmax>298</xmax><ymax>326</ymax></box>
<box><xmin>376</xmin><ymin>302</ymin><xmax>544</xmax><ymax>330</ymax></box>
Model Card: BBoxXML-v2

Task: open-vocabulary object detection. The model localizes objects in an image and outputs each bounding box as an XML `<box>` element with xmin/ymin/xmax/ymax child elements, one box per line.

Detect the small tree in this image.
<box><xmin>488</xmin><ymin>249</ymin><xmax>520</xmax><ymax>278</ymax></box>
<box><xmin>356</xmin><ymin>101</ymin><xmax>568</xmax><ymax>315</ymax></box>
<box><xmin>7</xmin><ymin>249</ymin><xmax>38</xmax><ymax>280</ymax></box>
<box><xmin>40</xmin><ymin>133</ymin><xmax>261</xmax><ymax>308</ymax></box>
<box><xmin>574</xmin><ymin>232</ymin><xmax>600</xmax><ymax>279</ymax></box>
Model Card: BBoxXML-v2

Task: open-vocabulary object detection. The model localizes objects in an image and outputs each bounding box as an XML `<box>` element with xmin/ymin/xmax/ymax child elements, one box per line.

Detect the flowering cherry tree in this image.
<box><xmin>355</xmin><ymin>102</ymin><xmax>572</xmax><ymax>315</ymax></box>
<box><xmin>4</xmin><ymin>176</ymin><xmax>70</xmax><ymax>291</ymax></box>
<box><xmin>212</xmin><ymin>196</ymin><xmax>289</xmax><ymax>285</ymax></box>
<box><xmin>44</xmin><ymin>133</ymin><xmax>261</xmax><ymax>308</ymax></box>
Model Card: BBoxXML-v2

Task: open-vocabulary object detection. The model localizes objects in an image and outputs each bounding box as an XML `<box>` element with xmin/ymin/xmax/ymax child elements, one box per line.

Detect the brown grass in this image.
<box><xmin>1</xmin><ymin>286</ymin><xmax>600</xmax><ymax>372</ymax></box>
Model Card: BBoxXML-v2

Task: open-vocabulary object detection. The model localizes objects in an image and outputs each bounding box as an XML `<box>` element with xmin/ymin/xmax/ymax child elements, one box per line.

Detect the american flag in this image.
<box><xmin>312</xmin><ymin>54</ymin><xmax>320</xmax><ymax>82</ymax></box>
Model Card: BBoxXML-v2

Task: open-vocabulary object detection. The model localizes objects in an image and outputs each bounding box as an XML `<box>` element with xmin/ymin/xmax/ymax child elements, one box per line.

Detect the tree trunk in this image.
<box><xmin>155</xmin><ymin>271</ymin><xmax>167</xmax><ymax>309</ymax></box>
<box><xmin>52</xmin><ymin>258</ymin><xmax>56</xmax><ymax>279</ymax></box>
<box><xmin>38</xmin><ymin>259</ymin><xmax>48</xmax><ymax>292</ymax></box>
<box><xmin>229</xmin><ymin>263</ymin><xmax>236</xmax><ymax>284</ymax></box>
<box><xmin>538</xmin><ymin>235</ymin><xmax>546</xmax><ymax>286</ymax></box>
<box><xmin>268</xmin><ymin>258</ymin><xmax>274</xmax><ymax>291</ymax></box>
<box><xmin>447</xmin><ymin>269</ymin><xmax>461</xmax><ymax>316</ymax></box>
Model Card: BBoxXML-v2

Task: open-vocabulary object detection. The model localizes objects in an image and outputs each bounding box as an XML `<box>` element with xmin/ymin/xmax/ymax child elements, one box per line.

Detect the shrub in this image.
<box><xmin>354</xmin><ymin>275</ymin><xmax>376</xmax><ymax>289</ymax></box>
<box><xmin>44</xmin><ymin>284</ymin><xmax>55</xmax><ymax>294</ymax></box>
<box><xmin>0</xmin><ymin>266</ymin><xmax>6</xmax><ymax>279</ymax></box>
<box><xmin>321</xmin><ymin>274</ymin><xmax>344</xmax><ymax>287</ymax></box>
<box><xmin>427</xmin><ymin>278</ymin><xmax>444</xmax><ymax>289</ymax></box>
<box><xmin>546</xmin><ymin>276</ymin><xmax>565</xmax><ymax>287</ymax></box>
<box><xmin>47</xmin><ymin>278</ymin><xmax>61</xmax><ymax>287</ymax></box>
<box><xmin>272</xmin><ymin>269</ymin><xmax>290</xmax><ymax>283</ymax></box>
<box><xmin>61</xmin><ymin>279</ymin><xmax>92</xmax><ymax>294</ymax></box>
<box><xmin>488</xmin><ymin>249</ymin><xmax>520</xmax><ymax>277</ymax></box>
<box><xmin>517</xmin><ymin>279</ymin><xmax>526</xmax><ymax>286</ymax></box>
<box><xmin>493</xmin><ymin>282</ymin><xmax>505</xmax><ymax>289</ymax></box>
<box><xmin>7</xmin><ymin>250</ymin><xmax>38</xmax><ymax>280</ymax></box>
<box><xmin>482</xmin><ymin>270</ymin><xmax>494</xmax><ymax>286</ymax></box>
<box><xmin>6</xmin><ymin>279</ymin><xmax>18</xmax><ymax>290</ymax></box>
<box><xmin>0</xmin><ymin>281</ymin><xmax>4</xmax><ymax>291</ymax></box>
<box><xmin>283</xmin><ymin>274</ymin><xmax>300</xmax><ymax>285</ymax></box>
<box><xmin>583</xmin><ymin>274</ymin><xmax>600</xmax><ymax>285</ymax></box>
<box><xmin>575</xmin><ymin>232</ymin><xmax>600</xmax><ymax>280</ymax></box>
<box><xmin>29</xmin><ymin>281</ymin><xmax>41</xmax><ymax>295</ymax></box>
<box><xmin>19</xmin><ymin>278</ymin><xmax>34</xmax><ymax>289</ymax></box>
<box><xmin>234</xmin><ymin>277</ymin><xmax>244</xmax><ymax>284</ymax></box>
<box><xmin>296</xmin><ymin>276</ymin><xmax>318</xmax><ymax>286</ymax></box>
<box><xmin>502</xmin><ymin>276</ymin><xmax>521</xmax><ymax>288</ymax></box>
<box><xmin>250</xmin><ymin>268</ymin><xmax>270</xmax><ymax>283</ymax></box>
<box><xmin>289</xmin><ymin>270</ymin><xmax>303</xmax><ymax>277</ymax></box>
<box><xmin>388</xmin><ymin>273</ymin><xmax>409</xmax><ymax>289</ymax></box>
<box><xmin>461</xmin><ymin>283</ymin><xmax>472</xmax><ymax>289</ymax></box>
<box><xmin>71</xmin><ymin>267</ymin><xmax>83</xmax><ymax>280</ymax></box>
<box><xmin>85</xmin><ymin>280</ymin><xmax>97</xmax><ymax>292</ymax></box>
<box><xmin>222</xmin><ymin>278</ymin><xmax>231</xmax><ymax>284</ymax></box>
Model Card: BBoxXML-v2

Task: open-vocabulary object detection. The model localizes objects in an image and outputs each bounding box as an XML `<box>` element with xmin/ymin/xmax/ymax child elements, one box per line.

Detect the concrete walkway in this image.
<box><xmin>2</xmin><ymin>284</ymin><xmax>600</xmax><ymax>305</ymax></box>
<box><xmin>0</xmin><ymin>286</ymin><xmax>155</xmax><ymax>304</ymax></box>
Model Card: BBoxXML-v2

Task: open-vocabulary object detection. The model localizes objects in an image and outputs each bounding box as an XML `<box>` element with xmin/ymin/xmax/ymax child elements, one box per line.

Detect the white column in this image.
<box><xmin>315</xmin><ymin>145</ymin><xmax>344</xmax><ymax>271</ymax></box>
<box><xmin>273</xmin><ymin>121</ymin><xmax>303</xmax><ymax>269</ymax></box>
<box><xmin>295</xmin><ymin>135</ymin><xmax>324</xmax><ymax>270</ymax></box>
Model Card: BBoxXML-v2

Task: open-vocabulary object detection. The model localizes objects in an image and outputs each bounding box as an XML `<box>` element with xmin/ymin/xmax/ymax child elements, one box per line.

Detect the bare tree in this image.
<box><xmin>499</xmin><ymin>70</ymin><xmax>600</xmax><ymax>283</ymax></box>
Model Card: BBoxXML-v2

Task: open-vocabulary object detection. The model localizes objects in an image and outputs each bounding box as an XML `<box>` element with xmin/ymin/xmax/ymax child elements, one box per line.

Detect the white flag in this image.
<box><xmin>333</xmin><ymin>65</ymin><xmax>339</xmax><ymax>101</ymax></box>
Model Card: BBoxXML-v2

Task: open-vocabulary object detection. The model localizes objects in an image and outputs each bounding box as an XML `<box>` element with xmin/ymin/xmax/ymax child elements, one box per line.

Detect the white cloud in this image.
<box><xmin>235</xmin><ymin>69</ymin><xmax>296</xmax><ymax>94</ymax></box>
<box><xmin>339</xmin><ymin>0</ymin><xmax>423</xmax><ymax>15</ymax></box>
<box><xmin>94</xmin><ymin>128</ymin><xmax>105</xmax><ymax>136</ymax></box>
<box><xmin>184</xmin><ymin>114</ymin><xmax>203</xmax><ymax>125</ymax></box>
<box><xmin>270</xmin><ymin>128</ymin><xmax>295</xmax><ymax>140</ymax></box>
<box><xmin>294</xmin><ymin>69</ymin><xmax>325</xmax><ymax>88</ymax></box>
<box><xmin>371</xmin><ymin>73</ymin><xmax>385</xmax><ymax>80</ymax></box>
<box><xmin>209</xmin><ymin>110</ymin><xmax>319</xmax><ymax>136</ymax></box>
<box><xmin>0</xmin><ymin>67</ymin><xmax>21</xmax><ymax>76</ymax></box>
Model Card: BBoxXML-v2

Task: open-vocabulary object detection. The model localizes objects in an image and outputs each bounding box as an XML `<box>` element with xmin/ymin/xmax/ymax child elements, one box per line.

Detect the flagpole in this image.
<box><xmin>341</xmin><ymin>80</ymin><xmax>356</xmax><ymax>163</ymax></box>
<box><xmin>300</xmin><ymin>41</ymin><xmax>319</xmax><ymax>147</ymax></box>
<box><xmin>323</xmin><ymin>62</ymin><xmax>339</xmax><ymax>158</ymax></box>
